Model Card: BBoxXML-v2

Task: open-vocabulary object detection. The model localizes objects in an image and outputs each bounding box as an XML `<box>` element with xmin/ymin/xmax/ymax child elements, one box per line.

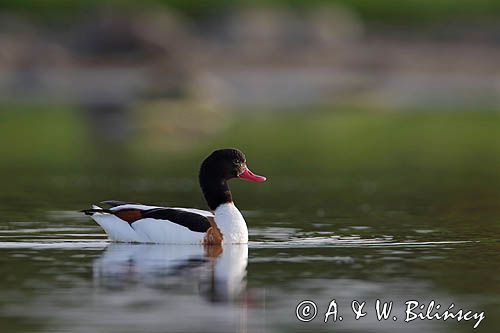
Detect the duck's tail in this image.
<box><xmin>83</xmin><ymin>204</ymin><xmax>142</xmax><ymax>242</ymax></box>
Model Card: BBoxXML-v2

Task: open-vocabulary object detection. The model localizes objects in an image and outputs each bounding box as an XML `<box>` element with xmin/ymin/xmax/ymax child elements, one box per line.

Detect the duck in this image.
<box><xmin>82</xmin><ymin>148</ymin><xmax>266</xmax><ymax>244</ymax></box>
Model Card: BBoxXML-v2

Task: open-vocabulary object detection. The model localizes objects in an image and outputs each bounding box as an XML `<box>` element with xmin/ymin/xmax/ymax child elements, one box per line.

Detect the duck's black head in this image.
<box><xmin>199</xmin><ymin>148</ymin><xmax>266</xmax><ymax>210</ymax></box>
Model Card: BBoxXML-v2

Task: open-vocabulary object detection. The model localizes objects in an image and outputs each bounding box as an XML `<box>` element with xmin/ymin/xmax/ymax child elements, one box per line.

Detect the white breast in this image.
<box><xmin>214</xmin><ymin>203</ymin><xmax>248</xmax><ymax>244</ymax></box>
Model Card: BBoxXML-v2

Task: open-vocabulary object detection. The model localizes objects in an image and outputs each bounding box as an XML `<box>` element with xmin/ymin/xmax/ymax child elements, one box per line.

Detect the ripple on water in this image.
<box><xmin>0</xmin><ymin>217</ymin><xmax>106</xmax><ymax>249</ymax></box>
<box><xmin>250</xmin><ymin>228</ymin><xmax>471</xmax><ymax>249</ymax></box>
<box><xmin>251</xmin><ymin>255</ymin><xmax>355</xmax><ymax>264</ymax></box>
<box><xmin>0</xmin><ymin>241</ymin><xmax>109</xmax><ymax>249</ymax></box>
<box><xmin>0</xmin><ymin>224</ymin><xmax>471</xmax><ymax>250</ymax></box>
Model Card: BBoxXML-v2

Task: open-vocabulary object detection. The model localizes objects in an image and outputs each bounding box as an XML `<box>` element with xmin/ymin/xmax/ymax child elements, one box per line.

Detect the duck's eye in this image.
<box><xmin>236</xmin><ymin>163</ymin><xmax>245</xmax><ymax>175</ymax></box>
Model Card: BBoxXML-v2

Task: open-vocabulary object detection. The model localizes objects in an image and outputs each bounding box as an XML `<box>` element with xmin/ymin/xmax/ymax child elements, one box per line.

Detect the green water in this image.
<box><xmin>0</xmin><ymin>108</ymin><xmax>499</xmax><ymax>332</ymax></box>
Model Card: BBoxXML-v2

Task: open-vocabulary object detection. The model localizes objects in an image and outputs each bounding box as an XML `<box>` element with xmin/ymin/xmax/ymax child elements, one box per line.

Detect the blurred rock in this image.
<box><xmin>308</xmin><ymin>5</ymin><xmax>363</xmax><ymax>47</ymax></box>
<box><xmin>0</xmin><ymin>6</ymin><xmax>499</xmax><ymax>109</ymax></box>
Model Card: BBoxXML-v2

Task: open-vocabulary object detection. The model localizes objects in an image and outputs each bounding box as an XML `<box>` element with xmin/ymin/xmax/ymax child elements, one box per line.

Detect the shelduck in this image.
<box><xmin>82</xmin><ymin>148</ymin><xmax>266</xmax><ymax>244</ymax></box>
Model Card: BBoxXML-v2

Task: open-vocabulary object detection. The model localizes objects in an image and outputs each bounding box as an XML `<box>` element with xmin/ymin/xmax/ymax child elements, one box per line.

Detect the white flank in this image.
<box><xmin>131</xmin><ymin>218</ymin><xmax>205</xmax><ymax>244</ymax></box>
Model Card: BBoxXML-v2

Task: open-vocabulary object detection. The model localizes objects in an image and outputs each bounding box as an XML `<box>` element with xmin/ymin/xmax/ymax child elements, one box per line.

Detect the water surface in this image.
<box><xmin>0</xmin><ymin>182</ymin><xmax>498</xmax><ymax>333</ymax></box>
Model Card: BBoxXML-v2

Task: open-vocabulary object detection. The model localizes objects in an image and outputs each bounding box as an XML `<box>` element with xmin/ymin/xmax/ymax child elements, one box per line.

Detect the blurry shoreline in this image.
<box><xmin>1</xmin><ymin>5</ymin><xmax>500</xmax><ymax>109</ymax></box>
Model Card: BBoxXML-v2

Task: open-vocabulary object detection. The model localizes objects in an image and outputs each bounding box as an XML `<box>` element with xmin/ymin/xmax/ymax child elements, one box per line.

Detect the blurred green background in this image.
<box><xmin>3</xmin><ymin>0</ymin><xmax>500</xmax><ymax>25</ymax></box>
<box><xmin>0</xmin><ymin>0</ymin><xmax>499</xmax><ymax>231</ymax></box>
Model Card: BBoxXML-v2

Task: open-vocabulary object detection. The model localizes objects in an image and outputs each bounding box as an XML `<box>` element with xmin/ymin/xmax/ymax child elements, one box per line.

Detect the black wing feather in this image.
<box><xmin>142</xmin><ymin>208</ymin><xmax>211</xmax><ymax>233</ymax></box>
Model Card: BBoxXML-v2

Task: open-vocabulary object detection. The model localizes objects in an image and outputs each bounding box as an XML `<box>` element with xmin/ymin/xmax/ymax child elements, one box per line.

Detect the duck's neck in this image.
<box><xmin>214</xmin><ymin>203</ymin><xmax>248</xmax><ymax>244</ymax></box>
<box><xmin>200</xmin><ymin>178</ymin><xmax>233</xmax><ymax>211</ymax></box>
<box><xmin>199</xmin><ymin>171</ymin><xmax>248</xmax><ymax>244</ymax></box>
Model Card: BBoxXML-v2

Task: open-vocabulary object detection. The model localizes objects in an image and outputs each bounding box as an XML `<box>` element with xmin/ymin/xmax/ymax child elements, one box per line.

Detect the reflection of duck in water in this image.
<box><xmin>82</xmin><ymin>148</ymin><xmax>266</xmax><ymax>244</ymax></box>
<box><xmin>93</xmin><ymin>243</ymin><xmax>248</xmax><ymax>302</ymax></box>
